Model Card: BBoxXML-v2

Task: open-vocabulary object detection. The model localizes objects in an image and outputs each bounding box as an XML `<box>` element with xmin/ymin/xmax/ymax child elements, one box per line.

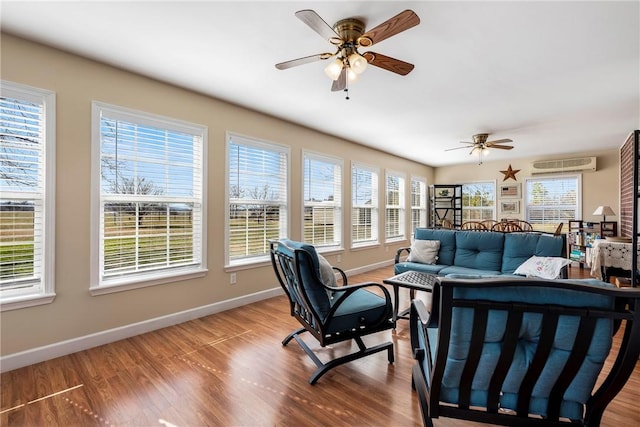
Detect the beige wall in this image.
<box><xmin>435</xmin><ymin>149</ymin><xmax>620</xmax><ymax>225</ymax></box>
<box><xmin>0</xmin><ymin>33</ymin><xmax>622</xmax><ymax>359</ymax></box>
<box><xmin>0</xmin><ymin>34</ymin><xmax>434</xmax><ymax>356</ymax></box>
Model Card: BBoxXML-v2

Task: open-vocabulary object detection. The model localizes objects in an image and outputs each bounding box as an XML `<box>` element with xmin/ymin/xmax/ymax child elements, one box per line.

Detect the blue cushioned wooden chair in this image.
<box><xmin>410</xmin><ymin>276</ymin><xmax>640</xmax><ymax>426</ymax></box>
<box><xmin>270</xmin><ymin>239</ymin><xmax>395</xmax><ymax>384</ymax></box>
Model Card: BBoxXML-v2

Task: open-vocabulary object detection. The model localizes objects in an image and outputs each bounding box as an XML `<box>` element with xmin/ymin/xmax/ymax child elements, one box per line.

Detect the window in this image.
<box><xmin>227</xmin><ymin>133</ymin><xmax>288</xmax><ymax>267</ymax></box>
<box><xmin>385</xmin><ymin>171</ymin><xmax>405</xmax><ymax>242</ymax></box>
<box><xmin>525</xmin><ymin>175</ymin><xmax>581</xmax><ymax>233</ymax></box>
<box><xmin>0</xmin><ymin>81</ymin><xmax>55</xmax><ymax>310</ymax></box>
<box><xmin>303</xmin><ymin>152</ymin><xmax>342</xmax><ymax>249</ymax></box>
<box><xmin>462</xmin><ymin>182</ymin><xmax>496</xmax><ymax>221</ymax></box>
<box><xmin>410</xmin><ymin>177</ymin><xmax>427</xmax><ymax>237</ymax></box>
<box><xmin>351</xmin><ymin>163</ymin><xmax>379</xmax><ymax>247</ymax></box>
<box><xmin>91</xmin><ymin>102</ymin><xmax>206</xmax><ymax>293</ymax></box>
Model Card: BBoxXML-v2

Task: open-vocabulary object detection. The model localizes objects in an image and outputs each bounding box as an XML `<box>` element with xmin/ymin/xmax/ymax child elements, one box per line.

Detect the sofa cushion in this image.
<box><xmin>395</xmin><ymin>261</ymin><xmax>446</xmax><ymax>275</ymax></box>
<box><xmin>453</xmin><ymin>231</ymin><xmax>504</xmax><ymax>271</ymax></box>
<box><xmin>535</xmin><ymin>233</ymin><xmax>565</xmax><ymax>256</ymax></box>
<box><xmin>415</xmin><ymin>228</ymin><xmax>457</xmax><ymax>265</ymax></box>
<box><xmin>440</xmin><ymin>266</ymin><xmax>503</xmax><ymax>277</ymax></box>
<box><xmin>502</xmin><ymin>232</ymin><xmax>542</xmax><ymax>273</ymax></box>
<box><xmin>439</xmin><ymin>281</ymin><xmax>614</xmax><ymax>420</ymax></box>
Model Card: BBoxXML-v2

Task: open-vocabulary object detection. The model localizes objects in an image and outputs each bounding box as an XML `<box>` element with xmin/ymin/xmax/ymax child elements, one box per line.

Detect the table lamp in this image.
<box><xmin>593</xmin><ymin>205</ymin><xmax>615</xmax><ymax>222</ymax></box>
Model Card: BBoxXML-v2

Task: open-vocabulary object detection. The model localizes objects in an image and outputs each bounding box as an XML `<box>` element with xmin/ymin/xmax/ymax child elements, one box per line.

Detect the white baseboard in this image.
<box><xmin>0</xmin><ymin>258</ymin><xmax>395</xmax><ymax>373</ymax></box>
<box><xmin>0</xmin><ymin>286</ymin><xmax>284</xmax><ymax>373</ymax></box>
<box><xmin>343</xmin><ymin>258</ymin><xmax>395</xmax><ymax>277</ymax></box>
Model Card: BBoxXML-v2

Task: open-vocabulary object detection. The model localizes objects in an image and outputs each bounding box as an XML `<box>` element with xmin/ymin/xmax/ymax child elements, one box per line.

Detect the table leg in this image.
<box><xmin>393</xmin><ymin>284</ymin><xmax>399</xmax><ymax>327</ymax></box>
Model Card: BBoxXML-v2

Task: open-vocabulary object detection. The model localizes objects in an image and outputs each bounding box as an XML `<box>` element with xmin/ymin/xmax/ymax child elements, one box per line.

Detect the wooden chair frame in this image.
<box><xmin>410</xmin><ymin>277</ymin><xmax>640</xmax><ymax>427</ymax></box>
<box><xmin>270</xmin><ymin>240</ymin><xmax>395</xmax><ymax>384</ymax></box>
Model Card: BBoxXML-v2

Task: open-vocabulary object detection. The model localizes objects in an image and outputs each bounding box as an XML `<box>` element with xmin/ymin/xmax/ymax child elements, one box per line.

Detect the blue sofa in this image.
<box><xmin>394</xmin><ymin>228</ymin><xmax>567</xmax><ymax>278</ymax></box>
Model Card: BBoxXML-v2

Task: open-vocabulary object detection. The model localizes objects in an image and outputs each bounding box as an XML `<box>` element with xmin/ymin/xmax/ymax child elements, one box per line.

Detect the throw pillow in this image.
<box><xmin>514</xmin><ymin>256</ymin><xmax>572</xmax><ymax>279</ymax></box>
<box><xmin>407</xmin><ymin>240</ymin><xmax>440</xmax><ymax>264</ymax></box>
<box><xmin>317</xmin><ymin>253</ymin><xmax>337</xmax><ymax>288</ymax></box>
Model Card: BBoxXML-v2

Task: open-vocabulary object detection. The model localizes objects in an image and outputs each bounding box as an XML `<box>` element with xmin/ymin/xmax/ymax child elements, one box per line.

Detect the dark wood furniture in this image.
<box><xmin>383</xmin><ymin>270</ymin><xmax>436</xmax><ymax>324</ymax></box>
<box><xmin>410</xmin><ymin>276</ymin><xmax>640</xmax><ymax>427</ymax></box>
<box><xmin>269</xmin><ymin>240</ymin><xmax>394</xmax><ymax>384</ymax></box>
<box><xmin>430</xmin><ymin>184</ymin><xmax>463</xmax><ymax>228</ymax></box>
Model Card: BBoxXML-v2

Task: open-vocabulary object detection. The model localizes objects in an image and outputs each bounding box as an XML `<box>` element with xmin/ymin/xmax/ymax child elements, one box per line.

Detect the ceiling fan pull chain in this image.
<box><xmin>344</xmin><ymin>73</ymin><xmax>350</xmax><ymax>100</ymax></box>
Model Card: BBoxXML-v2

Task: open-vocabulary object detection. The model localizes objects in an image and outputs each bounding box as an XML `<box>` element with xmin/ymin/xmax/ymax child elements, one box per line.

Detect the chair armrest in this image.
<box><xmin>332</xmin><ymin>266</ymin><xmax>348</xmax><ymax>286</ymax></box>
<box><xmin>326</xmin><ymin>281</ymin><xmax>393</xmax><ymax>323</ymax></box>
<box><xmin>395</xmin><ymin>247</ymin><xmax>411</xmax><ymax>264</ymax></box>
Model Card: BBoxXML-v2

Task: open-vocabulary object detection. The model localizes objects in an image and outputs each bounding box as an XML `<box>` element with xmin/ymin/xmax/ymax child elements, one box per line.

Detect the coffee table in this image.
<box><xmin>383</xmin><ymin>271</ymin><xmax>438</xmax><ymax>324</ymax></box>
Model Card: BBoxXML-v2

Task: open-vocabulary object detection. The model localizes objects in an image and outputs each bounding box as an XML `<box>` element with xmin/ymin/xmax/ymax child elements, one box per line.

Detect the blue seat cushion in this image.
<box><xmin>328</xmin><ymin>288</ymin><xmax>388</xmax><ymax>334</ymax></box>
<box><xmin>453</xmin><ymin>231</ymin><xmax>504</xmax><ymax>271</ymax></box>
<box><xmin>394</xmin><ymin>261</ymin><xmax>446</xmax><ymax>275</ymax></box>
<box><xmin>502</xmin><ymin>233</ymin><xmax>564</xmax><ymax>274</ymax></box>
<box><xmin>439</xmin><ymin>266</ymin><xmax>503</xmax><ymax>277</ymax></box>
<box><xmin>435</xmin><ymin>282</ymin><xmax>614</xmax><ymax>420</ymax></box>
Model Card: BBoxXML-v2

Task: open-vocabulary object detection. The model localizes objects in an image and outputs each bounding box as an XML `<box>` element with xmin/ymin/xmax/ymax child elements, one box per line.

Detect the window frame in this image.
<box><xmin>90</xmin><ymin>101</ymin><xmax>207</xmax><ymax>295</ymax></box>
<box><xmin>351</xmin><ymin>162</ymin><xmax>379</xmax><ymax>248</ymax></box>
<box><xmin>462</xmin><ymin>180</ymin><xmax>497</xmax><ymax>222</ymax></box>
<box><xmin>0</xmin><ymin>81</ymin><xmax>56</xmax><ymax>311</ymax></box>
<box><xmin>225</xmin><ymin>132</ymin><xmax>289</xmax><ymax>269</ymax></box>
<box><xmin>524</xmin><ymin>174</ymin><xmax>582</xmax><ymax>232</ymax></box>
<box><xmin>410</xmin><ymin>176</ymin><xmax>427</xmax><ymax>238</ymax></box>
<box><xmin>385</xmin><ymin>170</ymin><xmax>406</xmax><ymax>243</ymax></box>
<box><xmin>302</xmin><ymin>150</ymin><xmax>343</xmax><ymax>251</ymax></box>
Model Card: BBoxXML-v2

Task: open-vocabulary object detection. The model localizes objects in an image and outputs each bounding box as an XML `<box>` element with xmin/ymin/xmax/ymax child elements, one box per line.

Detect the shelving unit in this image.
<box><xmin>631</xmin><ymin>130</ymin><xmax>639</xmax><ymax>287</ymax></box>
<box><xmin>567</xmin><ymin>220</ymin><xmax>617</xmax><ymax>268</ymax></box>
<box><xmin>429</xmin><ymin>184</ymin><xmax>462</xmax><ymax>228</ymax></box>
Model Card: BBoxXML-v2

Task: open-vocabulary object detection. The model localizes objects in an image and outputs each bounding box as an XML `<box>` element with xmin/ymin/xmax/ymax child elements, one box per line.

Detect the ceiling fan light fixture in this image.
<box><xmin>324</xmin><ymin>58</ymin><xmax>344</xmax><ymax>80</ymax></box>
<box><xmin>347</xmin><ymin>67</ymin><xmax>360</xmax><ymax>83</ymax></box>
<box><xmin>348</xmin><ymin>52</ymin><xmax>368</xmax><ymax>74</ymax></box>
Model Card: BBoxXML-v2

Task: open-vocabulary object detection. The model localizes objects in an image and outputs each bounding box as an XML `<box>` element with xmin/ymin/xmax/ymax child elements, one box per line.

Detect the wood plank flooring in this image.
<box><xmin>1</xmin><ymin>265</ymin><xmax>639</xmax><ymax>426</ymax></box>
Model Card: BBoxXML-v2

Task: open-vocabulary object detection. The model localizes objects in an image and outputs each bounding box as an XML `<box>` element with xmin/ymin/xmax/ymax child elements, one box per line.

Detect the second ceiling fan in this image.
<box><xmin>445</xmin><ymin>133</ymin><xmax>514</xmax><ymax>165</ymax></box>
<box><xmin>275</xmin><ymin>9</ymin><xmax>420</xmax><ymax>96</ymax></box>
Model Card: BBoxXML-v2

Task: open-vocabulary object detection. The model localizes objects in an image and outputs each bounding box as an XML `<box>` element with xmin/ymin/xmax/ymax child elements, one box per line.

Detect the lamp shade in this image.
<box><xmin>593</xmin><ymin>206</ymin><xmax>615</xmax><ymax>216</ymax></box>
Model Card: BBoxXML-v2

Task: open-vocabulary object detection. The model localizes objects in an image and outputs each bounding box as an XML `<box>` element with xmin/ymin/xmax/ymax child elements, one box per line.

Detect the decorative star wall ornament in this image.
<box><xmin>500</xmin><ymin>164</ymin><xmax>520</xmax><ymax>181</ymax></box>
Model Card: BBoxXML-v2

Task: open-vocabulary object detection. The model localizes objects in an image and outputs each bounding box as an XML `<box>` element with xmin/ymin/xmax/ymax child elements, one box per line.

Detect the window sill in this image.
<box><xmin>90</xmin><ymin>268</ymin><xmax>208</xmax><ymax>296</ymax></box>
<box><xmin>0</xmin><ymin>293</ymin><xmax>56</xmax><ymax>312</ymax></box>
<box><xmin>351</xmin><ymin>242</ymin><xmax>380</xmax><ymax>251</ymax></box>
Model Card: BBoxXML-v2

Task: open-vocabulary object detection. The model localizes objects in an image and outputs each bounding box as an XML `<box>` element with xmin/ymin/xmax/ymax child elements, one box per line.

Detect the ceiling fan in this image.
<box><xmin>445</xmin><ymin>133</ymin><xmax>514</xmax><ymax>165</ymax></box>
<box><xmin>275</xmin><ymin>9</ymin><xmax>420</xmax><ymax>98</ymax></box>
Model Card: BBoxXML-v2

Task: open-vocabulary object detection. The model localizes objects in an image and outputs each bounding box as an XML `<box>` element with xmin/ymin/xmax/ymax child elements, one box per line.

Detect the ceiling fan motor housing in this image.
<box><xmin>332</xmin><ymin>18</ymin><xmax>367</xmax><ymax>44</ymax></box>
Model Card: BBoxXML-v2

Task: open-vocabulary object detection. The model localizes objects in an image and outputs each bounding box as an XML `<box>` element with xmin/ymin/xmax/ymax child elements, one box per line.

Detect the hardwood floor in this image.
<box><xmin>1</xmin><ymin>265</ymin><xmax>639</xmax><ymax>426</ymax></box>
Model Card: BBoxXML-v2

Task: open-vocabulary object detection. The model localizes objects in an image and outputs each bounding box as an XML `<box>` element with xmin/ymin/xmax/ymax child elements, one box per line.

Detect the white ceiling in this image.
<box><xmin>2</xmin><ymin>1</ymin><xmax>639</xmax><ymax>167</ymax></box>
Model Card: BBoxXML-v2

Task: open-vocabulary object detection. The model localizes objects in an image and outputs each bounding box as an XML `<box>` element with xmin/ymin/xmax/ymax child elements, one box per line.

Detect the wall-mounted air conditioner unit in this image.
<box><xmin>530</xmin><ymin>156</ymin><xmax>597</xmax><ymax>175</ymax></box>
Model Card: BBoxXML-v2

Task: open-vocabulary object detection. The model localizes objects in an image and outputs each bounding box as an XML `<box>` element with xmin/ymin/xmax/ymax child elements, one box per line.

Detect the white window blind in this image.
<box><xmin>0</xmin><ymin>81</ymin><xmax>55</xmax><ymax>309</ymax></box>
<box><xmin>526</xmin><ymin>175</ymin><xmax>581</xmax><ymax>232</ymax></box>
<box><xmin>462</xmin><ymin>182</ymin><xmax>496</xmax><ymax>221</ymax></box>
<box><xmin>386</xmin><ymin>172</ymin><xmax>405</xmax><ymax>241</ymax></box>
<box><xmin>92</xmin><ymin>102</ymin><xmax>206</xmax><ymax>289</ymax></box>
<box><xmin>411</xmin><ymin>177</ymin><xmax>427</xmax><ymax>236</ymax></box>
<box><xmin>227</xmin><ymin>133</ymin><xmax>288</xmax><ymax>265</ymax></box>
<box><xmin>303</xmin><ymin>152</ymin><xmax>342</xmax><ymax>248</ymax></box>
<box><xmin>352</xmin><ymin>163</ymin><xmax>378</xmax><ymax>246</ymax></box>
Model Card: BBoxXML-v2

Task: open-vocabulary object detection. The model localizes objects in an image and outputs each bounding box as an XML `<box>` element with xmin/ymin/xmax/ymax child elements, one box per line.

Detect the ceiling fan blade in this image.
<box><xmin>275</xmin><ymin>53</ymin><xmax>333</xmax><ymax>70</ymax></box>
<box><xmin>486</xmin><ymin>138</ymin><xmax>513</xmax><ymax>145</ymax></box>
<box><xmin>295</xmin><ymin>10</ymin><xmax>342</xmax><ymax>43</ymax></box>
<box><xmin>331</xmin><ymin>68</ymin><xmax>347</xmax><ymax>92</ymax></box>
<box><xmin>359</xmin><ymin>10</ymin><xmax>420</xmax><ymax>47</ymax></box>
<box><xmin>445</xmin><ymin>146</ymin><xmax>473</xmax><ymax>151</ymax></box>
<box><xmin>362</xmin><ymin>52</ymin><xmax>414</xmax><ymax>75</ymax></box>
<box><xmin>487</xmin><ymin>145</ymin><xmax>514</xmax><ymax>150</ymax></box>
